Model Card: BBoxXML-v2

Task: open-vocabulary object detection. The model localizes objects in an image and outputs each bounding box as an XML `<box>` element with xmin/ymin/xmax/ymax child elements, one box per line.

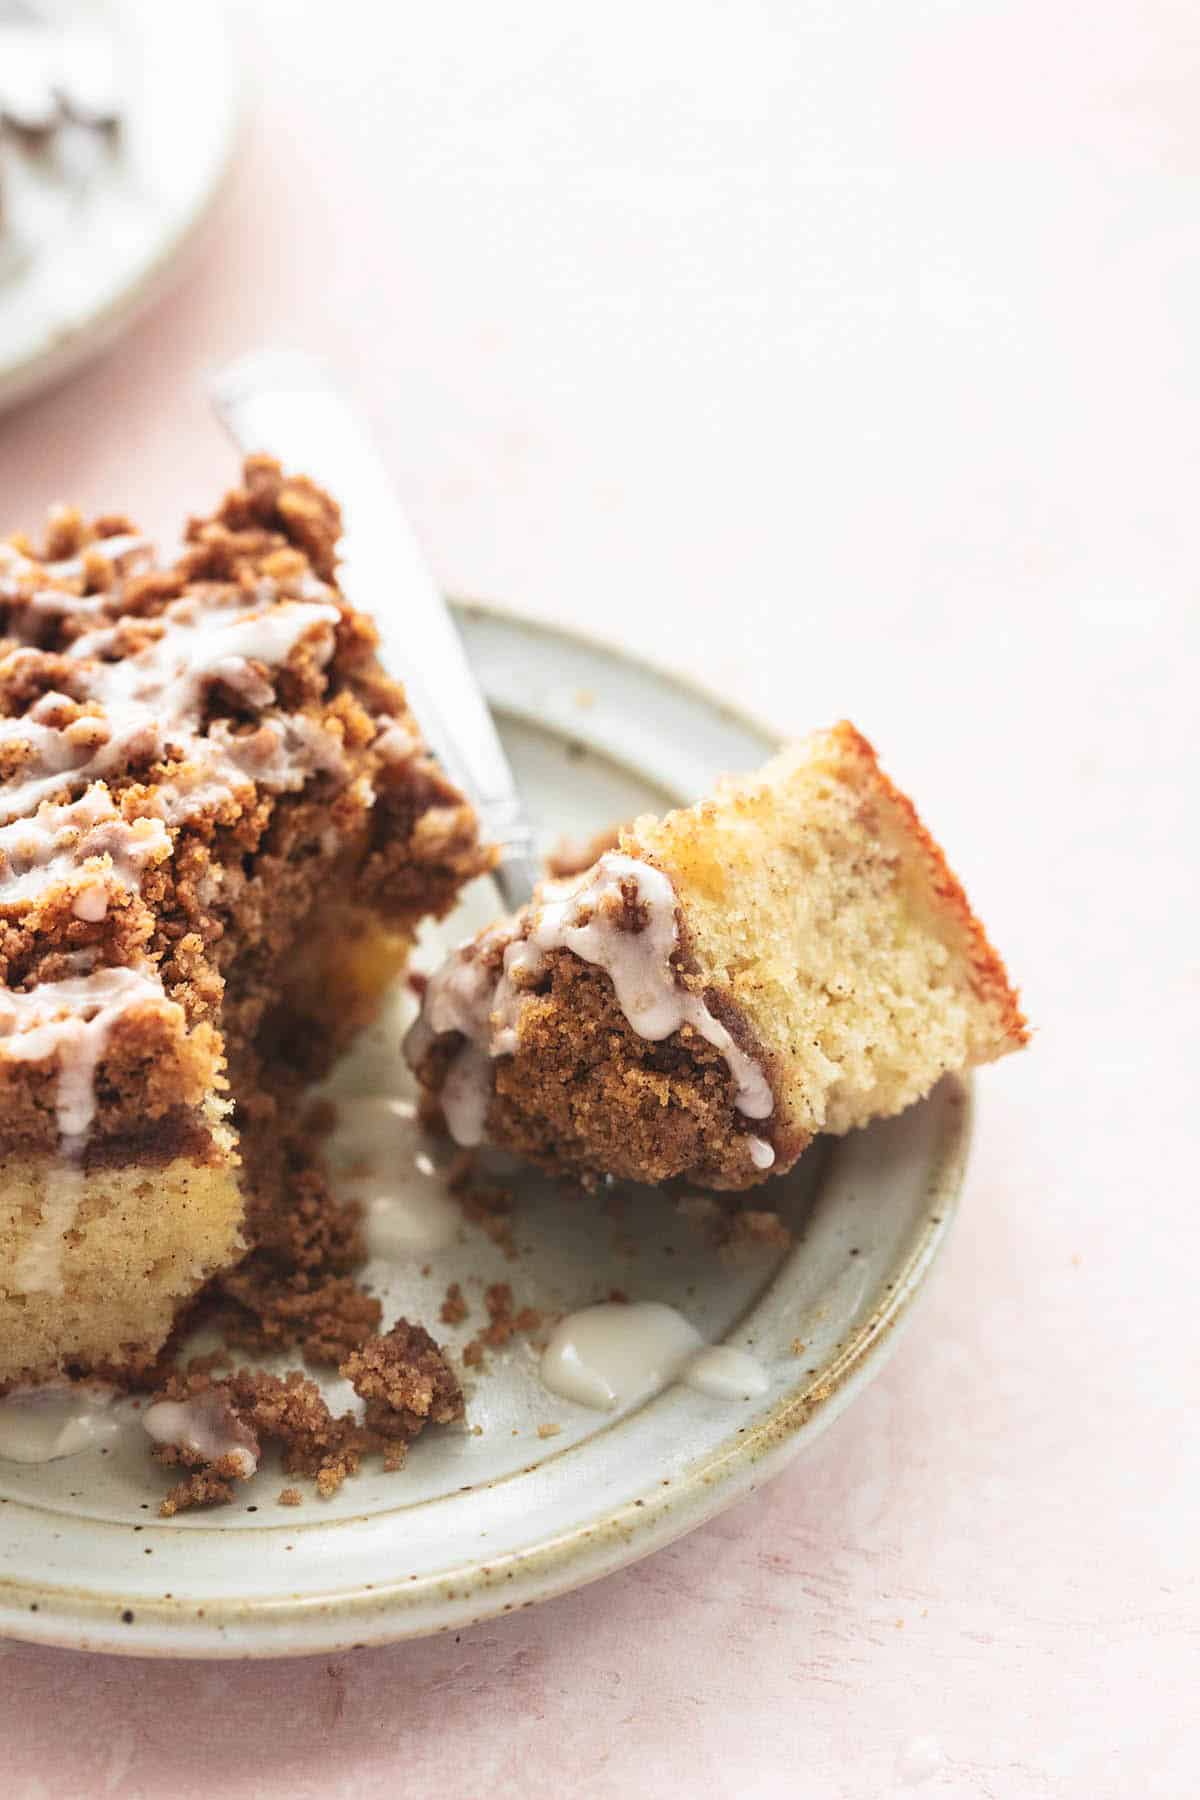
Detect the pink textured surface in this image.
<box><xmin>0</xmin><ymin>3</ymin><xmax>1195</xmax><ymax>1794</ymax></box>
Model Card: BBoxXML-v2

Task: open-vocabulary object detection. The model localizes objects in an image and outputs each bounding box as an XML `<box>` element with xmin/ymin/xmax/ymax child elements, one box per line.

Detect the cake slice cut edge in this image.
<box><xmin>408</xmin><ymin>721</ymin><xmax>1027</xmax><ymax>1190</ymax></box>
<box><xmin>0</xmin><ymin>456</ymin><xmax>494</xmax><ymax>1390</ymax></box>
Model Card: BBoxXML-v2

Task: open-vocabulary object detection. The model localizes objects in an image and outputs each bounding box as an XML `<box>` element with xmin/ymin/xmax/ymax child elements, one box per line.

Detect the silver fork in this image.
<box><xmin>209</xmin><ymin>348</ymin><xmax>540</xmax><ymax>914</ymax></box>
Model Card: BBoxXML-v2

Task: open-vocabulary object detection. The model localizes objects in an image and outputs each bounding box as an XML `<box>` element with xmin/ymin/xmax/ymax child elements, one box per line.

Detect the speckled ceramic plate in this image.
<box><xmin>0</xmin><ymin>605</ymin><xmax>970</xmax><ymax>1658</ymax></box>
<box><xmin>0</xmin><ymin>1</ymin><xmax>239</xmax><ymax>414</ymax></box>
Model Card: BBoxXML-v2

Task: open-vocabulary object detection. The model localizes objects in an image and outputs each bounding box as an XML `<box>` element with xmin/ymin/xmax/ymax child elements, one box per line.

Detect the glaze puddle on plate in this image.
<box><xmin>0</xmin><ymin>1386</ymin><xmax>124</xmax><ymax>1464</ymax></box>
<box><xmin>0</xmin><ymin>605</ymin><xmax>969</xmax><ymax>1657</ymax></box>
<box><xmin>537</xmin><ymin>1303</ymin><xmax>772</xmax><ymax>1410</ymax></box>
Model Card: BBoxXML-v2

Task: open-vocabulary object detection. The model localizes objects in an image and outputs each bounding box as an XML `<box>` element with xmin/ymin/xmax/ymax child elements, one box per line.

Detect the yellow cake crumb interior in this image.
<box><xmin>0</xmin><ymin>1146</ymin><xmax>244</xmax><ymax>1379</ymax></box>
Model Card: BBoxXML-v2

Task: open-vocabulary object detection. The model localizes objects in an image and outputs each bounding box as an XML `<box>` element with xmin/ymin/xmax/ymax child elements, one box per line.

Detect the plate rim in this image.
<box><xmin>454</xmin><ymin>594</ymin><xmax>789</xmax><ymax>760</ymax></box>
<box><xmin>0</xmin><ymin>599</ymin><xmax>974</xmax><ymax>1658</ymax></box>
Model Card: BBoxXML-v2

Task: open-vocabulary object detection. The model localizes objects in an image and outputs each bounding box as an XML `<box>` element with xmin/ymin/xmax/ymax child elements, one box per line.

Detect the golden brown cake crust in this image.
<box><xmin>823</xmin><ymin>721</ymin><xmax>1028</xmax><ymax>1046</ymax></box>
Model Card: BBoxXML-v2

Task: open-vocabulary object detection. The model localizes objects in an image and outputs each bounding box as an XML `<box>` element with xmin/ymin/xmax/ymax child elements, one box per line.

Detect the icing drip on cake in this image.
<box><xmin>0</xmin><ymin>586</ymin><xmax>343</xmax><ymax>822</ymax></box>
<box><xmin>3</xmin><ymin>965</ymin><xmax>181</xmax><ymax>1292</ymax></box>
<box><xmin>406</xmin><ymin>924</ymin><xmax>511</xmax><ymax>1147</ymax></box>
<box><xmin>39</xmin><ymin>535</ymin><xmax>153</xmax><ymax>583</ymax></box>
<box><xmin>0</xmin><ymin>965</ymin><xmax>174</xmax><ymax>1136</ymax></box>
<box><xmin>406</xmin><ymin>853</ymin><xmax>775</xmax><ymax>1160</ymax></box>
<box><xmin>0</xmin><ymin>536</ymin><xmax>153</xmax><ymax>625</ymax></box>
<box><xmin>0</xmin><ymin>784</ymin><xmax>170</xmax><ymax>917</ymax></box>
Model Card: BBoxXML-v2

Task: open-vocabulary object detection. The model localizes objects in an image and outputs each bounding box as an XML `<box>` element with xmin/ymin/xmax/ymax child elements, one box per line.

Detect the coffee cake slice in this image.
<box><xmin>0</xmin><ymin>457</ymin><xmax>491</xmax><ymax>1387</ymax></box>
<box><xmin>407</xmin><ymin>722</ymin><xmax>1026</xmax><ymax>1189</ymax></box>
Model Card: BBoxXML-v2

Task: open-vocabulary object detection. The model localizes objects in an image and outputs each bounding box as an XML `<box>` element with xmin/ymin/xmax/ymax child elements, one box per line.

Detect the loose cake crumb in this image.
<box><xmin>450</xmin><ymin>1166</ymin><xmax>518</xmax><ymax>1260</ymax></box>
<box><xmin>722</xmin><ymin>1210</ymin><xmax>792</xmax><ymax>1253</ymax></box>
<box><xmin>676</xmin><ymin>1193</ymin><xmax>792</xmax><ymax>1254</ymax></box>
<box><xmin>278</xmin><ymin>1487</ymin><xmax>303</xmax><ymax>1507</ymax></box>
<box><xmin>461</xmin><ymin>1283</ymin><xmax>543</xmax><ymax>1367</ymax></box>
<box><xmin>146</xmin><ymin>1322</ymin><xmax>463</xmax><ymax>1513</ymax></box>
<box><xmin>537</xmin><ymin>1423</ymin><xmax>562</xmax><ymax>1439</ymax></box>
<box><xmin>440</xmin><ymin>1282</ymin><xmax>468</xmax><ymax>1325</ymax></box>
<box><xmin>342</xmin><ymin>1319</ymin><xmax>464</xmax><ymax>1438</ymax></box>
<box><xmin>160</xmin><ymin>1469</ymin><xmax>238</xmax><ymax>1518</ymax></box>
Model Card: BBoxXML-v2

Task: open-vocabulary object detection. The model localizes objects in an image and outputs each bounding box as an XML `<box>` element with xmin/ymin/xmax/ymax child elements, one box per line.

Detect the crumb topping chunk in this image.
<box><xmin>406</xmin><ymin>851</ymin><xmax>775</xmax><ymax>1147</ymax></box>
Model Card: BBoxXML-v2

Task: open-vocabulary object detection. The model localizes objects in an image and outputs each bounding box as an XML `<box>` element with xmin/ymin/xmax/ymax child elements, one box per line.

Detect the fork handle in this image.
<box><xmin>209</xmin><ymin>348</ymin><xmax>539</xmax><ymax>912</ymax></box>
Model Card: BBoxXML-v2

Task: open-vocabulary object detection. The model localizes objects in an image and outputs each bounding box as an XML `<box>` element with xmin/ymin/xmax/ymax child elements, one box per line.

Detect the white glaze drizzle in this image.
<box><xmin>0</xmin><ymin>587</ymin><xmax>342</xmax><ymax>824</ymax></box>
<box><xmin>538</xmin><ymin>1302</ymin><xmax>771</xmax><ymax>1411</ymax></box>
<box><xmin>747</xmin><ymin>1136</ymin><xmax>775</xmax><ymax>1170</ymax></box>
<box><xmin>41</xmin><ymin>534</ymin><xmax>153</xmax><ymax>583</ymax></box>
<box><xmin>143</xmin><ymin>1393</ymin><xmax>259</xmax><ymax>1479</ymax></box>
<box><xmin>0</xmin><ymin>965</ymin><xmax>176</xmax><ymax>1135</ymax></box>
<box><xmin>406</xmin><ymin>854</ymin><xmax>775</xmax><ymax>1158</ymax></box>
<box><xmin>0</xmin><ymin>784</ymin><xmax>170</xmax><ymax>916</ymax></box>
<box><xmin>0</xmin><ymin>535</ymin><xmax>152</xmax><ymax>626</ymax></box>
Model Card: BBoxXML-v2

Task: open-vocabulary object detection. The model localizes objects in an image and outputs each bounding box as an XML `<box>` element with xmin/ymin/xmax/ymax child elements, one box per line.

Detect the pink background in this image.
<box><xmin>0</xmin><ymin>3</ymin><xmax>1195</xmax><ymax>1794</ymax></box>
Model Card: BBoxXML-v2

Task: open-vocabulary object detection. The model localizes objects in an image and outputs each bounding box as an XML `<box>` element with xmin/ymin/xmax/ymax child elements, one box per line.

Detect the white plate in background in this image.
<box><xmin>0</xmin><ymin>606</ymin><xmax>970</xmax><ymax>1657</ymax></box>
<box><xmin>0</xmin><ymin>0</ymin><xmax>239</xmax><ymax>414</ymax></box>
